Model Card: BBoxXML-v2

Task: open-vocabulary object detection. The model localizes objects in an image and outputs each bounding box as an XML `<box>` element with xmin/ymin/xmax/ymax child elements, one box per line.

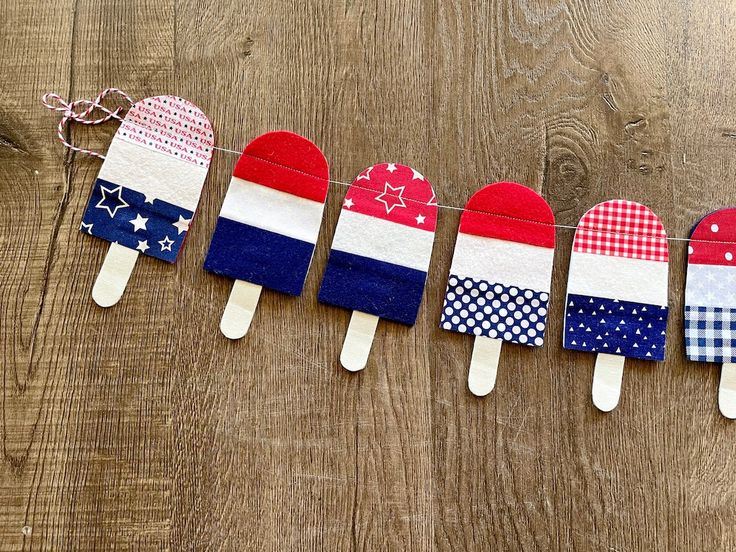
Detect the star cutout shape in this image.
<box><xmin>136</xmin><ymin>240</ymin><xmax>150</xmax><ymax>253</ymax></box>
<box><xmin>80</xmin><ymin>221</ymin><xmax>93</xmax><ymax>234</ymax></box>
<box><xmin>172</xmin><ymin>215</ymin><xmax>191</xmax><ymax>235</ymax></box>
<box><xmin>343</xmin><ymin>197</ymin><xmax>354</xmax><ymax>209</ymax></box>
<box><xmin>375</xmin><ymin>182</ymin><xmax>407</xmax><ymax>214</ymax></box>
<box><xmin>386</xmin><ymin>163</ymin><xmax>397</xmax><ymax>173</ymax></box>
<box><xmin>427</xmin><ymin>192</ymin><xmax>437</xmax><ymax>205</ymax></box>
<box><xmin>411</xmin><ymin>168</ymin><xmax>424</xmax><ymax>180</ymax></box>
<box><xmin>158</xmin><ymin>236</ymin><xmax>175</xmax><ymax>252</ymax></box>
<box><xmin>415</xmin><ymin>214</ymin><xmax>426</xmax><ymax>225</ymax></box>
<box><xmin>356</xmin><ymin>166</ymin><xmax>373</xmax><ymax>180</ymax></box>
<box><xmin>95</xmin><ymin>185</ymin><xmax>129</xmax><ymax>218</ymax></box>
<box><xmin>129</xmin><ymin>213</ymin><xmax>149</xmax><ymax>232</ymax></box>
<box><xmin>144</xmin><ymin>193</ymin><xmax>156</xmax><ymax>204</ymax></box>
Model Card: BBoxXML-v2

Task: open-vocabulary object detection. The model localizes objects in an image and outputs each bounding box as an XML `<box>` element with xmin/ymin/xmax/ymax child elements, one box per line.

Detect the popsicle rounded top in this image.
<box><xmin>233</xmin><ymin>130</ymin><xmax>329</xmax><ymax>203</ymax></box>
<box><xmin>203</xmin><ymin>131</ymin><xmax>330</xmax><ymax>296</ymax></box>
<box><xmin>688</xmin><ymin>208</ymin><xmax>736</xmax><ymax>266</ymax></box>
<box><xmin>318</xmin><ymin>163</ymin><xmax>437</xmax><ymax>326</ymax></box>
<box><xmin>573</xmin><ymin>199</ymin><xmax>668</xmax><ymax>262</ymax></box>
<box><xmin>82</xmin><ymin>95</ymin><xmax>213</xmax><ymax>263</ymax></box>
<box><xmin>459</xmin><ymin>181</ymin><xmax>555</xmax><ymax>248</ymax></box>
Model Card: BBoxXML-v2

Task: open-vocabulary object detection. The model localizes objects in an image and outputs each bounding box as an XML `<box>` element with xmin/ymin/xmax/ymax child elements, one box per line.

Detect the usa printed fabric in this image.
<box><xmin>685</xmin><ymin>208</ymin><xmax>736</xmax><ymax>363</ymax></box>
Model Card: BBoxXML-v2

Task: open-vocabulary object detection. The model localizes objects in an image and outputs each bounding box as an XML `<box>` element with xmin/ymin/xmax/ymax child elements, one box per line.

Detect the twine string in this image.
<box><xmin>41</xmin><ymin>90</ymin><xmax>730</xmax><ymax>246</ymax></box>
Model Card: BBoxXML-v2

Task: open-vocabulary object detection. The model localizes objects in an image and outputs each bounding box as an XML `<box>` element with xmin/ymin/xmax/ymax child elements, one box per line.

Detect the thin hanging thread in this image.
<box><xmin>41</xmin><ymin>90</ymin><xmax>727</xmax><ymax>246</ymax></box>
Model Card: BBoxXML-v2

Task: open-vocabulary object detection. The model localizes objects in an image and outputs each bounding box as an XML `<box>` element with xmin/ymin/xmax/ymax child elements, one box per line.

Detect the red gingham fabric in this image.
<box><xmin>573</xmin><ymin>199</ymin><xmax>668</xmax><ymax>262</ymax></box>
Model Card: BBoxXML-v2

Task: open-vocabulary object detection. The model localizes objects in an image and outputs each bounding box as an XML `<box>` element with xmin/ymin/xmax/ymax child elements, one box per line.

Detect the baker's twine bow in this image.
<box><xmin>41</xmin><ymin>88</ymin><xmax>134</xmax><ymax>159</ymax></box>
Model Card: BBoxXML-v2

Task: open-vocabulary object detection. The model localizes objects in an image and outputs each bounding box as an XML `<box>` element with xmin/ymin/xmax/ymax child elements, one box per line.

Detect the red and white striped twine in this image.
<box><xmin>41</xmin><ymin>88</ymin><xmax>134</xmax><ymax>160</ymax></box>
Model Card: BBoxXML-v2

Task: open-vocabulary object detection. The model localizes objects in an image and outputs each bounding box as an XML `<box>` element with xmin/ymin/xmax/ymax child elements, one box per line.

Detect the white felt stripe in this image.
<box><xmin>450</xmin><ymin>234</ymin><xmax>554</xmax><ymax>293</ymax></box>
<box><xmin>567</xmin><ymin>252</ymin><xmax>668</xmax><ymax>305</ymax></box>
<box><xmin>219</xmin><ymin>176</ymin><xmax>325</xmax><ymax>244</ymax></box>
<box><xmin>685</xmin><ymin>263</ymin><xmax>736</xmax><ymax>308</ymax></box>
<box><xmin>331</xmin><ymin>209</ymin><xmax>434</xmax><ymax>272</ymax></box>
<box><xmin>98</xmin><ymin>138</ymin><xmax>208</xmax><ymax>211</ymax></box>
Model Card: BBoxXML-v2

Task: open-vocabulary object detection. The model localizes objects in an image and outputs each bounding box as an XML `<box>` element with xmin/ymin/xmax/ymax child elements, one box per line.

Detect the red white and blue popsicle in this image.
<box><xmin>318</xmin><ymin>163</ymin><xmax>437</xmax><ymax>370</ymax></box>
<box><xmin>204</xmin><ymin>131</ymin><xmax>329</xmax><ymax>339</ymax></box>
<box><xmin>81</xmin><ymin>95</ymin><xmax>214</xmax><ymax>306</ymax></box>
<box><xmin>440</xmin><ymin>182</ymin><xmax>555</xmax><ymax>396</ymax></box>
<box><xmin>564</xmin><ymin>200</ymin><xmax>669</xmax><ymax>411</ymax></box>
<box><xmin>685</xmin><ymin>208</ymin><xmax>736</xmax><ymax>418</ymax></box>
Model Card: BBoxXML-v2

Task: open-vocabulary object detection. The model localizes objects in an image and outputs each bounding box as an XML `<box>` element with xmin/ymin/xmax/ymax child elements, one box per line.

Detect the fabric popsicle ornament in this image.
<box><xmin>318</xmin><ymin>163</ymin><xmax>437</xmax><ymax>371</ymax></box>
<box><xmin>203</xmin><ymin>131</ymin><xmax>329</xmax><ymax>339</ymax></box>
<box><xmin>80</xmin><ymin>95</ymin><xmax>213</xmax><ymax>306</ymax></box>
<box><xmin>685</xmin><ymin>208</ymin><xmax>736</xmax><ymax>419</ymax></box>
<box><xmin>563</xmin><ymin>200</ymin><xmax>669</xmax><ymax>412</ymax></box>
<box><xmin>440</xmin><ymin>182</ymin><xmax>555</xmax><ymax>396</ymax></box>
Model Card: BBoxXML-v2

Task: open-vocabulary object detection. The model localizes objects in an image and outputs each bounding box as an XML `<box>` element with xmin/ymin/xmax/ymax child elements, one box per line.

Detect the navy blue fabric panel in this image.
<box><xmin>81</xmin><ymin>178</ymin><xmax>194</xmax><ymax>263</ymax></box>
<box><xmin>685</xmin><ymin>305</ymin><xmax>736</xmax><ymax>363</ymax></box>
<box><xmin>203</xmin><ymin>217</ymin><xmax>314</xmax><ymax>296</ymax></box>
<box><xmin>563</xmin><ymin>294</ymin><xmax>668</xmax><ymax>361</ymax></box>
<box><xmin>318</xmin><ymin>250</ymin><xmax>428</xmax><ymax>326</ymax></box>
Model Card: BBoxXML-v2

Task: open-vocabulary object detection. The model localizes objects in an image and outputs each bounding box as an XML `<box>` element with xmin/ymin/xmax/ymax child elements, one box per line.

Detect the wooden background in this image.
<box><xmin>2</xmin><ymin>0</ymin><xmax>735</xmax><ymax>550</ymax></box>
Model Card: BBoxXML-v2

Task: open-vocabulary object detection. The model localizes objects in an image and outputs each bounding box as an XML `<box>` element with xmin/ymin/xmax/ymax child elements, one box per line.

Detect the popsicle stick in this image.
<box><xmin>340</xmin><ymin>310</ymin><xmax>379</xmax><ymax>372</ymax></box>
<box><xmin>592</xmin><ymin>353</ymin><xmax>625</xmax><ymax>412</ymax></box>
<box><xmin>220</xmin><ymin>279</ymin><xmax>262</xmax><ymax>340</ymax></box>
<box><xmin>719</xmin><ymin>362</ymin><xmax>736</xmax><ymax>420</ymax></box>
<box><xmin>91</xmin><ymin>242</ymin><xmax>139</xmax><ymax>307</ymax></box>
<box><xmin>468</xmin><ymin>336</ymin><xmax>502</xmax><ymax>397</ymax></box>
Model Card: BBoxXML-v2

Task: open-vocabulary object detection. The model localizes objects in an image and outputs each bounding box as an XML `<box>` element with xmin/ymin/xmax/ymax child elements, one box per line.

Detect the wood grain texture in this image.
<box><xmin>1</xmin><ymin>0</ymin><xmax>735</xmax><ymax>550</ymax></box>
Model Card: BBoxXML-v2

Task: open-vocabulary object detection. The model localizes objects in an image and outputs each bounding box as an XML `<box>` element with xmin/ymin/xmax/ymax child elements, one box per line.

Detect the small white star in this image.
<box><xmin>158</xmin><ymin>236</ymin><xmax>175</xmax><ymax>252</ymax></box>
<box><xmin>386</xmin><ymin>163</ymin><xmax>397</xmax><ymax>173</ymax></box>
<box><xmin>144</xmin><ymin>193</ymin><xmax>156</xmax><ymax>204</ymax></box>
<box><xmin>415</xmin><ymin>214</ymin><xmax>426</xmax><ymax>225</ymax></box>
<box><xmin>129</xmin><ymin>213</ymin><xmax>149</xmax><ymax>232</ymax></box>
<box><xmin>356</xmin><ymin>166</ymin><xmax>373</xmax><ymax>180</ymax></box>
<box><xmin>136</xmin><ymin>240</ymin><xmax>150</xmax><ymax>253</ymax></box>
<box><xmin>411</xmin><ymin>168</ymin><xmax>424</xmax><ymax>180</ymax></box>
<box><xmin>375</xmin><ymin>182</ymin><xmax>407</xmax><ymax>214</ymax></box>
<box><xmin>80</xmin><ymin>222</ymin><xmax>93</xmax><ymax>234</ymax></box>
<box><xmin>172</xmin><ymin>215</ymin><xmax>191</xmax><ymax>235</ymax></box>
<box><xmin>95</xmin><ymin>185</ymin><xmax>129</xmax><ymax>218</ymax></box>
<box><xmin>343</xmin><ymin>197</ymin><xmax>354</xmax><ymax>209</ymax></box>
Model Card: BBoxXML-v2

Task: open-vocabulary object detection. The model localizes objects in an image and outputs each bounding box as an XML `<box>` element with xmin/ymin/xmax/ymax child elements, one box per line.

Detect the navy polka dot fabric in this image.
<box><xmin>440</xmin><ymin>275</ymin><xmax>550</xmax><ymax>346</ymax></box>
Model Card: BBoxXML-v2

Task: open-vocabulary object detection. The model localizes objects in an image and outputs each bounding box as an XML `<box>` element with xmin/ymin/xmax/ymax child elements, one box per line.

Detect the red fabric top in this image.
<box><xmin>573</xmin><ymin>199</ymin><xmax>668</xmax><ymax>262</ymax></box>
<box><xmin>688</xmin><ymin>208</ymin><xmax>736</xmax><ymax>266</ymax></box>
<box><xmin>232</xmin><ymin>131</ymin><xmax>329</xmax><ymax>203</ymax></box>
<box><xmin>458</xmin><ymin>182</ymin><xmax>555</xmax><ymax>248</ymax></box>
<box><xmin>342</xmin><ymin>163</ymin><xmax>437</xmax><ymax>232</ymax></box>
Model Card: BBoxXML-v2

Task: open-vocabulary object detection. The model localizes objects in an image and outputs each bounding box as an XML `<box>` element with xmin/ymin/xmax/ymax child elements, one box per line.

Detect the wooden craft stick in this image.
<box><xmin>91</xmin><ymin>242</ymin><xmax>139</xmax><ymax>307</ymax></box>
<box><xmin>468</xmin><ymin>336</ymin><xmax>502</xmax><ymax>397</ymax></box>
<box><xmin>340</xmin><ymin>310</ymin><xmax>379</xmax><ymax>372</ymax></box>
<box><xmin>592</xmin><ymin>353</ymin><xmax>626</xmax><ymax>412</ymax></box>
<box><xmin>220</xmin><ymin>279</ymin><xmax>262</xmax><ymax>340</ymax></box>
<box><xmin>719</xmin><ymin>362</ymin><xmax>736</xmax><ymax>420</ymax></box>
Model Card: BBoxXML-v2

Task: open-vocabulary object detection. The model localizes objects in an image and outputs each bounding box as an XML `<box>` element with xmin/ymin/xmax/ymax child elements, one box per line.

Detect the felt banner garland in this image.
<box><xmin>440</xmin><ymin>182</ymin><xmax>555</xmax><ymax>397</ymax></box>
<box><xmin>318</xmin><ymin>163</ymin><xmax>437</xmax><ymax>371</ymax></box>
<box><xmin>40</xmin><ymin>89</ymin><xmax>736</xmax><ymax>417</ymax></box>
<box><xmin>203</xmin><ymin>131</ymin><xmax>329</xmax><ymax>339</ymax></box>
<box><xmin>685</xmin><ymin>208</ymin><xmax>736</xmax><ymax>418</ymax></box>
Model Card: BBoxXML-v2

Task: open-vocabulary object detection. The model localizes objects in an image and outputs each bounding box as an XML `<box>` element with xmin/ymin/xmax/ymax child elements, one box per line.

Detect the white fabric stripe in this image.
<box><xmin>449</xmin><ymin>234</ymin><xmax>554</xmax><ymax>293</ymax></box>
<box><xmin>331</xmin><ymin>209</ymin><xmax>434</xmax><ymax>272</ymax></box>
<box><xmin>567</xmin><ymin>252</ymin><xmax>668</xmax><ymax>305</ymax></box>
<box><xmin>98</xmin><ymin>138</ymin><xmax>208</xmax><ymax>211</ymax></box>
<box><xmin>685</xmin><ymin>263</ymin><xmax>736</xmax><ymax>308</ymax></box>
<box><xmin>218</xmin><ymin>177</ymin><xmax>325</xmax><ymax>244</ymax></box>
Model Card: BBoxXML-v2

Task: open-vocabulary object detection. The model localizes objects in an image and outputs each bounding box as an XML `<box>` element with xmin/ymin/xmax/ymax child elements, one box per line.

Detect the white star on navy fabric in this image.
<box><xmin>172</xmin><ymin>215</ymin><xmax>191</xmax><ymax>235</ymax></box>
<box><xmin>95</xmin><ymin>185</ymin><xmax>129</xmax><ymax>218</ymax></box>
<box><xmin>80</xmin><ymin>222</ymin><xmax>93</xmax><ymax>234</ymax></box>
<box><xmin>158</xmin><ymin>236</ymin><xmax>175</xmax><ymax>251</ymax></box>
<box><xmin>343</xmin><ymin>197</ymin><xmax>354</xmax><ymax>209</ymax></box>
<box><xmin>136</xmin><ymin>239</ymin><xmax>150</xmax><ymax>253</ymax></box>
<box><xmin>144</xmin><ymin>193</ymin><xmax>156</xmax><ymax>204</ymax></box>
<box><xmin>375</xmin><ymin>182</ymin><xmax>407</xmax><ymax>214</ymax></box>
<box><xmin>129</xmin><ymin>213</ymin><xmax>148</xmax><ymax>232</ymax></box>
